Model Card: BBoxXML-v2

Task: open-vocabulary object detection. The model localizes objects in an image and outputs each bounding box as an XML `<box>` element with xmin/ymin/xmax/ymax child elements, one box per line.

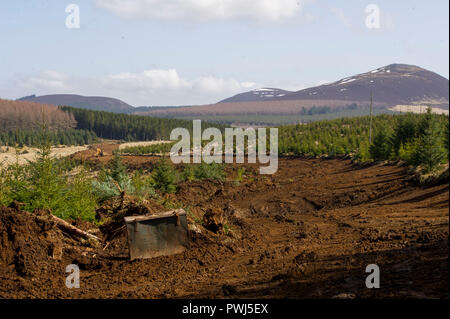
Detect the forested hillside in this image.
<box><xmin>0</xmin><ymin>100</ymin><xmax>225</xmax><ymax>146</ymax></box>
<box><xmin>0</xmin><ymin>99</ymin><xmax>96</xmax><ymax>146</ymax></box>
<box><xmin>61</xmin><ymin>106</ymin><xmax>225</xmax><ymax>141</ymax></box>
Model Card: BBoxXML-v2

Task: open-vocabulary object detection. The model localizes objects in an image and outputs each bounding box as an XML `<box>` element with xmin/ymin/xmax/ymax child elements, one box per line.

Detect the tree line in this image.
<box><xmin>278</xmin><ymin>110</ymin><xmax>448</xmax><ymax>172</ymax></box>
<box><xmin>0</xmin><ymin>99</ymin><xmax>76</xmax><ymax>132</ymax></box>
<box><xmin>0</xmin><ymin>98</ymin><xmax>226</xmax><ymax>147</ymax></box>
<box><xmin>0</xmin><ymin>129</ymin><xmax>97</xmax><ymax>147</ymax></box>
<box><xmin>368</xmin><ymin>109</ymin><xmax>448</xmax><ymax>172</ymax></box>
<box><xmin>61</xmin><ymin>106</ymin><xmax>225</xmax><ymax>141</ymax></box>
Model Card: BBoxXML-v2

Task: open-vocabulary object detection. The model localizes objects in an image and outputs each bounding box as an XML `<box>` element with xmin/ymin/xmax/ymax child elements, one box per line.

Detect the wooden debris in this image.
<box><xmin>50</xmin><ymin>214</ymin><xmax>101</xmax><ymax>242</ymax></box>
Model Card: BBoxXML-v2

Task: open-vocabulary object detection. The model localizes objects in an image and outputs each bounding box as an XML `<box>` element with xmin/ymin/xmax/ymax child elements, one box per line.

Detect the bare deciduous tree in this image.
<box><xmin>0</xmin><ymin>99</ymin><xmax>76</xmax><ymax>132</ymax></box>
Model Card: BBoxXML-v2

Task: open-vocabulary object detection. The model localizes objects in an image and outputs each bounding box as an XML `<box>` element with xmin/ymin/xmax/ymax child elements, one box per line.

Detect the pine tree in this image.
<box><xmin>110</xmin><ymin>153</ymin><xmax>127</xmax><ymax>183</ymax></box>
<box><xmin>391</xmin><ymin>113</ymin><xmax>418</xmax><ymax>155</ymax></box>
<box><xmin>25</xmin><ymin>126</ymin><xmax>65</xmax><ymax>213</ymax></box>
<box><xmin>152</xmin><ymin>157</ymin><xmax>177</xmax><ymax>193</ymax></box>
<box><xmin>415</xmin><ymin>109</ymin><xmax>446</xmax><ymax>172</ymax></box>
<box><xmin>369</xmin><ymin>129</ymin><xmax>391</xmax><ymax>160</ymax></box>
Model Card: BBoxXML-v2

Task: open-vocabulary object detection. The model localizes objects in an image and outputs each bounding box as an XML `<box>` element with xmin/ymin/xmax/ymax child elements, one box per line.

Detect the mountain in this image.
<box><xmin>16</xmin><ymin>64</ymin><xmax>448</xmax><ymax>120</ymax></box>
<box><xmin>275</xmin><ymin>64</ymin><xmax>449</xmax><ymax>108</ymax></box>
<box><xmin>18</xmin><ymin>94</ymin><xmax>135</xmax><ymax>113</ymax></box>
<box><xmin>219</xmin><ymin>88</ymin><xmax>293</xmax><ymax>103</ymax></box>
<box><xmin>218</xmin><ymin>64</ymin><xmax>448</xmax><ymax>109</ymax></box>
<box><xmin>16</xmin><ymin>94</ymin><xmax>37</xmax><ymax>101</ymax></box>
<box><xmin>136</xmin><ymin>64</ymin><xmax>448</xmax><ymax>120</ymax></box>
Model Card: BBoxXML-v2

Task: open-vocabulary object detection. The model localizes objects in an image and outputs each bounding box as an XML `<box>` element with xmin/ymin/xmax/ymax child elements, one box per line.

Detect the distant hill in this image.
<box><xmin>274</xmin><ymin>64</ymin><xmax>449</xmax><ymax>108</ymax></box>
<box><xmin>219</xmin><ymin>88</ymin><xmax>292</xmax><ymax>103</ymax></box>
<box><xmin>16</xmin><ymin>94</ymin><xmax>37</xmax><ymax>101</ymax></box>
<box><xmin>18</xmin><ymin>94</ymin><xmax>135</xmax><ymax>113</ymax></box>
<box><xmin>15</xmin><ymin>64</ymin><xmax>448</xmax><ymax>125</ymax></box>
<box><xmin>217</xmin><ymin>64</ymin><xmax>448</xmax><ymax>108</ymax></box>
<box><xmin>137</xmin><ymin>64</ymin><xmax>448</xmax><ymax>120</ymax></box>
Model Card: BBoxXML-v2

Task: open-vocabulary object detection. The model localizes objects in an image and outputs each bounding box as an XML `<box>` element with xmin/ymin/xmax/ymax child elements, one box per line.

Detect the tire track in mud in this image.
<box><xmin>173</xmin><ymin>159</ymin><xmax>448</xmax><ymax>298</ymax></box>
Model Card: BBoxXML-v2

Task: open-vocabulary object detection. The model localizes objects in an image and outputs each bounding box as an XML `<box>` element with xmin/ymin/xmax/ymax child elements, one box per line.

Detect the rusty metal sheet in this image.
<box><xmin>124</xmin><ymin>209</ymin><xmax>189</xmax><ymax>260</ymax></box>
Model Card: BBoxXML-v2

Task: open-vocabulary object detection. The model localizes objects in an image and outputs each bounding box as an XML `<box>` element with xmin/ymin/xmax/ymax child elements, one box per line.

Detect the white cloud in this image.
<box><xmin>95</xmin><ymin>0</ymin><xmax>312</xmax><ymax>22</ymax></box>
<box><xmin>106</xmin><ymin>69</ymin><xmax>191</xmax><ymax>90</ymax></box>
<box><xmin>8</xmin><ymin>68</ymin><xmax>259</xmax><ymax>106</ymax></box>
<box><xmin>22</xmin><ymin>71</ymin><xmax>72</xmax><ymax>91</ymax></box>
<box><xmin>194</xmin><ymin>76</ymin><xmax>256</xmax><ymax>94</ymax></box>
<box><xmin>103</xmin><ymin>69</ymin><xmax>258</xmax><ymax>95</ymax></box>
<box><xmin>2</xmin><ymin>69</ymin><xmax>336</xmax><ymax>105</ymax></box>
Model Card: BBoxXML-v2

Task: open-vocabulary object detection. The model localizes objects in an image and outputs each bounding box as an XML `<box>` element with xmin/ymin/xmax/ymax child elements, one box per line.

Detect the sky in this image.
<box><xmin>0</xmin><ymin>0</ymin><xmax>448</xmax><ymax>106</ymax></box>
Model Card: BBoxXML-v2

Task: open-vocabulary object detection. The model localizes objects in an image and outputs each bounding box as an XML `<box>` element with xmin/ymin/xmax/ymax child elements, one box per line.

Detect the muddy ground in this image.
<box><xmin>0</xmin><ymin>155</ymin><xmax>448</xmax><ymax>299</ymax></box>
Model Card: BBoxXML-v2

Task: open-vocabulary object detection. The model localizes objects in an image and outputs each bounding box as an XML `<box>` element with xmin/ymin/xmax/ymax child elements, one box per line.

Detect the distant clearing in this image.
<box><xmin>118</xmin><ymin>140</ymin><xmax>172</xmax><ymax>150</ymax></box>
<box><xmin>0</xmin><ymin>145</ymin><xmax>88</xmax><ymax>166</ymax></box>
<box><xmin>389</xmin><ymin>105</ymin><xmax>449</xmax><ymax>115</ymax></box>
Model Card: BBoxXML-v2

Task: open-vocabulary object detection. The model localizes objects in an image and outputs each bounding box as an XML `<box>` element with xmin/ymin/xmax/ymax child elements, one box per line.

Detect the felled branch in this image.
<box><xmin>50</xmin><ymin>214</ymin><xmax>101</xmax><ymax>242</ymax></box>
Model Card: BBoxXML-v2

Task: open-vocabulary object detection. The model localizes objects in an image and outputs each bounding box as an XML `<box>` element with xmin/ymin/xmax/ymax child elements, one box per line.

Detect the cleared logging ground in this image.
<box><xmin>0</xmin><ymin>157</ymin><xmax>448</xmax><ymax>298</ymax></box>
<box><xmin>0</xmin><ymin>111</ymin><xmax>448</xmax><ymax>298</ymax></box>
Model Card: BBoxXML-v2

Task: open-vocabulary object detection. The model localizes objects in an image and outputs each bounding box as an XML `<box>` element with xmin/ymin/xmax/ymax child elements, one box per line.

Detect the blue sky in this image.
<box><xmin>0</xmin><ymin>0</ymin><xmax>448</xmax><ymax>106</ymax></box>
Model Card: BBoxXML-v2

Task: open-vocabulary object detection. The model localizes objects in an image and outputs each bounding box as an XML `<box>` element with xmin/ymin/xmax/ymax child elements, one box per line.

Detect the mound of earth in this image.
<box><xmin>0</xmin><ymin>197</ymin><xmax>227</xmax><ymax>298</ymax></box>
<box><xmin>0</xmin><ymin>206</ymin><xmax>105</xmax><ymax>298</ymax></box>
<box><xmin>0</xmin><ymin>207</ymin><xmax>66</xmax><ymax>277</ymax></box>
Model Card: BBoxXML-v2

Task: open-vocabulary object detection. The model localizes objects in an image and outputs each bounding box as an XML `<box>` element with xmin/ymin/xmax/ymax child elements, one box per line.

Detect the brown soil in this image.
<box><xmin>0</xmin><ymin>158</ymin><xmax>448</xmax><ymax>299</ymax></box>
<box><xmin>71</xmin><ymin>143</ymin><xmax>120</xmax><ymax>165</ymax></box>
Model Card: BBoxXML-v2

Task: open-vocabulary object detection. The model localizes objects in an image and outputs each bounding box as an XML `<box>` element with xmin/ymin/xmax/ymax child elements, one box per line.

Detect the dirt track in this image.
<box><xmin>0</xmin><ymin>157</ymin><xmax>448</xmax><ymax>298</ymax></box>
